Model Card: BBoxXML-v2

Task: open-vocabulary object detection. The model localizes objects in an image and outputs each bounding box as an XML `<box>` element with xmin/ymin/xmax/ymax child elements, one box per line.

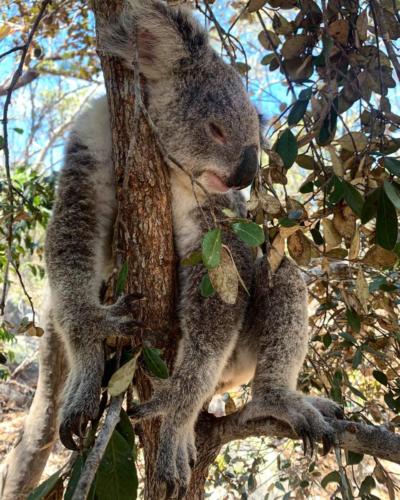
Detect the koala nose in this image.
<box><xmin>228</xmin><ymin>145</ymin><xmax>259</xmax><ymax>189</ymax></box>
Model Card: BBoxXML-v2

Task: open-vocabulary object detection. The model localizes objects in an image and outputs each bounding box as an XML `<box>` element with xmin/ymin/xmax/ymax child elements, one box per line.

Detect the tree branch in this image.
<box><xmin>72</xmin><ymin>395</ymin><xmax>124</xmax><ymax>500</ymax></box>
<box><xmin>0</xmin><ymin>70</ymin><xmax>39</xmax><ymax>97</ymax></box>
<box><xmin>198</xmin><ymin>412</ymin><xmax>400</xmax><ymax>465</ymax></box>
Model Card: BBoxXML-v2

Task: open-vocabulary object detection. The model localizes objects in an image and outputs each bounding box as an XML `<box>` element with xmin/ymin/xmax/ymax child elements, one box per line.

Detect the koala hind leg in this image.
<box><xmin>240</xmin><ymin>257</ymin><xmax>339</xmax><ymax>455</ymax></box>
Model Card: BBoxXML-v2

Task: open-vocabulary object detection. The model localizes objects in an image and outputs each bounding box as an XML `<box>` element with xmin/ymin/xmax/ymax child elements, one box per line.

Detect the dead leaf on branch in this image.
<box><xmin>268</xmin><ymin>232</ymin><xmax>285</xmax><ymax>272</ymax></box>
<box><xmin>328</xmin><ymin>19</ymin><xmax>350</xmax><ymax>45</ymax></box>
<box><xmin>322</xmin><ymin>218</ymin><xmax>342</xmax><ymax>250</ymax></box>
<box><xmin>209</xmin><ymin>246</ymin><xmax>239</xmax><ymax>305</ymax></box>
<box><xmin>287</xmin><ymin>230</ymin><xmax>311</xmax><ymax>266</ymax></box>
<box><xmin>362</xmin><ymin>245</ymin><xmax>398</xmax><ymax>268</ymax></box>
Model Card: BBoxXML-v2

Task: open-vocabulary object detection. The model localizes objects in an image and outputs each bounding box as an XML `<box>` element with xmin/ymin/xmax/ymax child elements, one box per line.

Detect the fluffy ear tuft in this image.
<box><xmin>100</xmin><ymin>0</ymin><xmax>209</xmax><ymax>80</ymax></box>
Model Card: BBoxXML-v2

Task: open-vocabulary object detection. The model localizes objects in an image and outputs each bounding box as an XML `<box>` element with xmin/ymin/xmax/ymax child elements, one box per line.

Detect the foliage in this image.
<box><xmin>1</xmin><ymin>0</ymin><xmax>400</xmax><ymax>498</ymax></box>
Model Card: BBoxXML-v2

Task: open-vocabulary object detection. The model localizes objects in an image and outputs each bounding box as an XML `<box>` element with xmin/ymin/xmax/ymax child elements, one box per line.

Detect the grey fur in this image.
<box><xmin>44</xmin><ymin>0</ymin><xmax>342</xmax><ymax>494</ymax></box>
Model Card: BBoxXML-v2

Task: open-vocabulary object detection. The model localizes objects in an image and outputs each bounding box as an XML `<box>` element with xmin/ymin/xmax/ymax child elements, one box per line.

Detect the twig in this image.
<box><xmin>0</xmin><ymin>0</ymin><xmax>52</xmax><ymax>315</ymax></box>
<box><xmin>71</xmin><ymin>395</ymin><xmax>124</xmax><ymax>500</ymax></box>
<box><xmin>0</xmin><ymin>45</ymin><xmax>25</xmax><ymax>60</ymax></box>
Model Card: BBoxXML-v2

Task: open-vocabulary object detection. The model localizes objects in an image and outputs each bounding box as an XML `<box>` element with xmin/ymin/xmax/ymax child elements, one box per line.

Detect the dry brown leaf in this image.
<box><xmin>328</xmin><ymin>19</ymin><xmax>349</xmax><ymax>45</ymax></box>
<box><xmin>322</xmin><ymin>218</ymin><xmax>342</xmax><ymax>250</ymax></box>
<box><xmin>209</xmin><ymin>247</ymin><xmax>239</xmax><ymax>304</ymax></box>
<box><xmin>356</xmin><ymin>8</ymin><xmax>368</xmax><ymax>42</ymax></box>
<box><xmin>336</xmin><ymin>131</ymin><xmax>368</xmax><ymax>152</ymax></box>
<box><xmin>327</xmin><ymin>146</ymin><xmax>344</xmax><ymax>177</ymax></box>
<box><xmin>258</xmin><ymin>30</ymin><xmax>280</xmax><ymax>50</ymax></box>
<box><xmin>333</xmin><ymin>205</ymin><xmax>357</xmax><ymax>242</ymax></box>
<box><xmin>355</xmin><ymin>268</ymin><xmax>369</xmax><ymax>313</ymax></box>
<box><xmin>279</xmin><ymin>224</ymin><xmax>300</xmax><ymax>239</ymax></box>
<box><xmin>259</xmin><ymin>192</ymin><xmax>282</xmax><ymax>216</ymax></box>
<box><xmin>362</xmin><ymin>245</ymin><xmax>398</xmax><ymax>268</ymax></box>
<box><xmin>268</xmin><ymin>233</ymin><xmax>285</xmax><ymax>272</ymax></box>
<box><xmin>348</xmin><ymin>227</ymin><xmax>360</xmax><ymax>260</ymax></box>
<box><xmin>247</xmin><ymin>0</ymin><xmax>268</xmax><ymax>12</ymax></box>
<box><xmin>288</xmin><ymin>230</ymin><xmax>311</xmax><ymax>266</ymax></box>
<box><xmin>281</xmin><ymin>35</ymin><xmax>308</xmax><ymax>59</ymax></box>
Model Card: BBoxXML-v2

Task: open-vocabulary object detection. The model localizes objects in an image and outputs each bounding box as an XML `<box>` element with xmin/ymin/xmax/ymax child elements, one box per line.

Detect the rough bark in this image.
<box><xmin>91</xmin><ymin>2</ymin><xmax>180</xmax><ymax>498</ymax></box>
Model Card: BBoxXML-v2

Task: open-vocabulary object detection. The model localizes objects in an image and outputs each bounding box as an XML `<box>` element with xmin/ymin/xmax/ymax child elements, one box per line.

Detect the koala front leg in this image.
<box><xmin>46</xmin><ymin>138</ymin><xmax>142</xmax><ymax>449</ymax></box>
<box><xmin>240</xmin><ymin>258</ymin><xmax>341</xmax><ymax>454</ymax></box>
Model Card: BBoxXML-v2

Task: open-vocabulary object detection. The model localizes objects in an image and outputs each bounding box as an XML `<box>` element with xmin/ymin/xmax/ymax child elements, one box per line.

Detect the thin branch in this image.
<box><xmin>0</xmin><ymin>70</ymin><xmax>39</xmax><ymax>97</ymax></box>
<box><xmin>0</xmin><ymin>45</ymin><xmax>25</xmax><ymax>60</ymax></box>
<box><xmin>71</xmin><ymin>395</ymin><xmax>124</xmax><ymax>500</ymax></box>
<box><xmin>0</xmin><ymin>0</ymin><xmax>52</xmax><ymax>315</ymax></box>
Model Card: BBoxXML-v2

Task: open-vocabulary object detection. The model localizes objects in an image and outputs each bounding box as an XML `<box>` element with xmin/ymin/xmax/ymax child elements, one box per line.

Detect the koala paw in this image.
<box><xmin>306</xmin><ymin>395</ymin><xmax>345</xmax><ymax>420</ymax></box>
<box><xmin>59</xmin><ymin>368</ymin><xmax>102</xmax><ymax>450</ymax></box>
<box><xmin>240</xmin><ymin>390</ymin><xmax>336</xmax><ymax>456</ymax></box>
<box><xmin>101</xmin><ymin>292</ymin><xmax>144</xmax><ymax>339</ymax></box>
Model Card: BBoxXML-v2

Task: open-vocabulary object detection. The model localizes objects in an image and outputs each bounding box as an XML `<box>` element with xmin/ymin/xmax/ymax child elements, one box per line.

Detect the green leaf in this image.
<box><xmin>321</xmin><ymin>470</ymin><xmax>341</xmax><ymax>489</ymax></box>
<box><xmin>275</xmin><ymin>128</ymin><xmax>298</xmax><ymax>168</ymax></box>
<box><xmin>28</xmin><ymin>470</ymin><xmax>63</xmax><ymax>500</ymax></box>
<box><xmin>108</xmin><ymin>352</ymin><xmax>140</xmax><ymax>396</ymax></box>
<box><xmin>339</xmin><ymin>331</ymin><xmax>357</xmax><ymax>345</ymax></box>
<box><xmin>342</xmin><ymin>181</ymin><xmax>364</xmax><ymax>216</ymax></box>
<box><xmin>376</xmin><ymin>189</ymin><xmax>398</xmax><ymax>250</ymax></box>
<box><xmin>299</xmin><ymin>180</ymin><xmax>314</xmax><ymax>193</ymax></box>
<box><xmin>317</xmin><ymin>100</ymin><xmax>338</xmax><ymax>146</ymax></box>
<box><xmin>200</xmin><ymin>273</ymin><xmax>215</xmax><ymax>298</ymax></box>
<box><xmin>202</xmin><ymin>228</ymin><xmax>222</xmax><ymax>269</ymax></box>
<box><xmin>142</xmin><ymin>346</ymin><xmax>169</xmax><ymax>379</ymax></box>
<box><xmin>232</xmin><ymin>221</ymin><xmax>265</xmax><ymax>247</ymax></box>
<box><xmin>94</xmin><ymin>429</ymin><xmax>138</xmax><ymax>500</ymax></box>
<box><xmin>346</xmin><ymin>307</ymin><xmax>361</xmax><ymax>333</ymax></box>
<box><xmin>116</xmin><ymin>262</ymin><xmax>129</xmax><ymax>296</ymax></box>
<box><xmin>279</xmin><ymin>216</ymin><xmax>298</xmax><ymax>227</ymax></box>
<box><xmin>310</xmin><ymin>224</ymin><xmax>324</xmax><ymax>245</ymax></box>
<box><xmin>0</xmin><ymin>136</ymin><xmax>4</xmax><ymax>150</ymax></box>
<box><xmin>384</xmin><ymin>157</ymin><xmax>400</xmax><ymax>176</ymax></box>
<box><xmin>117</xmin><ymin>409</ymin><xmax>136</xmax><ymax>449</ymax></box>
<box><xmin>383</xmin><ymin>180</ymin><xmax>400</xmax><ymax>209</ymax></box>
<box><xmin>359</xmin><ymin>476</ymin><xmax>376</xmax><ymax>497</ymax></box>
<box><xmin>328</xmin><ymin>175</ymin><xmax>344</xmax><ymax>205</ymax></box>
<box><xmin>288</xmin><ymin>99</ymin><xmax>308</xmax><ymax>126</ymax></box>
<box><xmin>361</xmin><ymin>188</ymin><xmax>381</xmax><ymax>224</ymax></box>
<box><xmin>13</xmin><ymin>127</ymin><xmax>23</xmax><ymax>134</ymax></box>
<box><xmin>372</xmin><ymin>370</ymin><xmax>388</xmax><ymax>386</ymax></box>
<box><xmin>347</xmin><ymin>450</ymin><xmax>364</xmax><ymax>465</ymax></box>
<box><xmin>181</xmin><ymin>250</ymin><xmax>203</xmax><ymax>267</ymax></box>
<box><xmin>352</xmin><ymin>348</ymin><xmax>363</xmax><ymax>369</ymax></box>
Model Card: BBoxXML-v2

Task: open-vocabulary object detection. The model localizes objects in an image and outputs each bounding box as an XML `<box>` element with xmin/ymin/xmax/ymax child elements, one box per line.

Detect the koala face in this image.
<box><xmin>104</xmin><ymin>0</ymin><xmax>260</xmax><ymax>193</ymax></box>
<box><xmin>149</xmin><ymin>57</ymin><xmax>260</xmax><ymax>194</ymax></box>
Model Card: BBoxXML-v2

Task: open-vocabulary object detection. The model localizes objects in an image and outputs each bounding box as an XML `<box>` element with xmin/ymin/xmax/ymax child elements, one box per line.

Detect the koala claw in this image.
<box><xmin>109</xmin><ymin>292</ymin><xmax>144</xmax><ymax>317</ymax></box>
<box><xmin>156</xmin><ymin>470</ymin><xmax>178</xmax><ymax>500</ymax></box>
<box><xmin>59</xmin><ymin>413</ymin><xmax>88</xmax><ymax>451</ymax></box>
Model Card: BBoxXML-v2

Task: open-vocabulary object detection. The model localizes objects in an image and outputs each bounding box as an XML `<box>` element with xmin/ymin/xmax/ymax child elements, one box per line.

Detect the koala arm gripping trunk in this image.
<box><xmin>45</xmin><ymin>130</ymin><xmax>141</xmax><ymax>450</ymax></box>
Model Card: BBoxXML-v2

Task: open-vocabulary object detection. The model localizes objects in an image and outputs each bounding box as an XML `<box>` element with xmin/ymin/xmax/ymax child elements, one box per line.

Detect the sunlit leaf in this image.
<box><xmin>202</xmin><ymin>228</ymin><xmax>222</xmax><ymax>269</ymax></box>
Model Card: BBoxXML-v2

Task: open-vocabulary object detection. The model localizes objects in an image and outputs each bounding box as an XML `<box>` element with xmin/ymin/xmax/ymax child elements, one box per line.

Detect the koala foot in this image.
<box><xmin>150</xmin><ymin>425</ymin><xmax>196</xmax><ymax>500</ymax></box>
<box><xmin>306</xmin><ymin>395</ymin><xmax>345</xmax><ymax>420</ymax></box>
<box><xmin>60</xmin><ymin>363</ymin><xmax>103</xmax><ymax>450</ymax></box>
<box><xmin>239</xmin><ymin>390</ymin><xmax>336</xmax><ymax>456</ymax></box>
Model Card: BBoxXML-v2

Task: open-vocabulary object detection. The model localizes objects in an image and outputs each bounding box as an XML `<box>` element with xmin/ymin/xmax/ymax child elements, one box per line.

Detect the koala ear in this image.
<box><xmin>101</xmin><ymin>0</ymin><xmax>208</xmax><ymax>80</ymax></box>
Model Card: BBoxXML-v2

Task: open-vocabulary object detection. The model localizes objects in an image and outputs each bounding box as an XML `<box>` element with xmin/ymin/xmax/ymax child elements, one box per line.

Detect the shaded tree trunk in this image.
<box><xmin>91</xmin><ymin>2</ymin><xmax>217</xmax><ymax>498</ymax></box>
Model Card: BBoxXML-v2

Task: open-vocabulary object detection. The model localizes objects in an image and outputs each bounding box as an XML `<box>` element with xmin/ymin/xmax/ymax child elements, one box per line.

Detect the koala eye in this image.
<box><xmin>208</xmin><ymin>122</ymin><xmax>227</xmax><ymax>145</ymax></box>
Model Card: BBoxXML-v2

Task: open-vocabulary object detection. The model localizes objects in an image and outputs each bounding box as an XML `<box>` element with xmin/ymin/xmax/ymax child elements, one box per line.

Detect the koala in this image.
<box><xmin>43</xmin><ymin>0</ymin><xmax>343</xmax><ymax>497</ymax></box>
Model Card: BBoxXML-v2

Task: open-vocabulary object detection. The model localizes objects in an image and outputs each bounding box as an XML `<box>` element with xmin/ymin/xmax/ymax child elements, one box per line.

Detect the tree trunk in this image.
<box><xmin>91</xmin><ymin>2</ymin><xmax>215</xmax><ymax>498</ymax></box>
